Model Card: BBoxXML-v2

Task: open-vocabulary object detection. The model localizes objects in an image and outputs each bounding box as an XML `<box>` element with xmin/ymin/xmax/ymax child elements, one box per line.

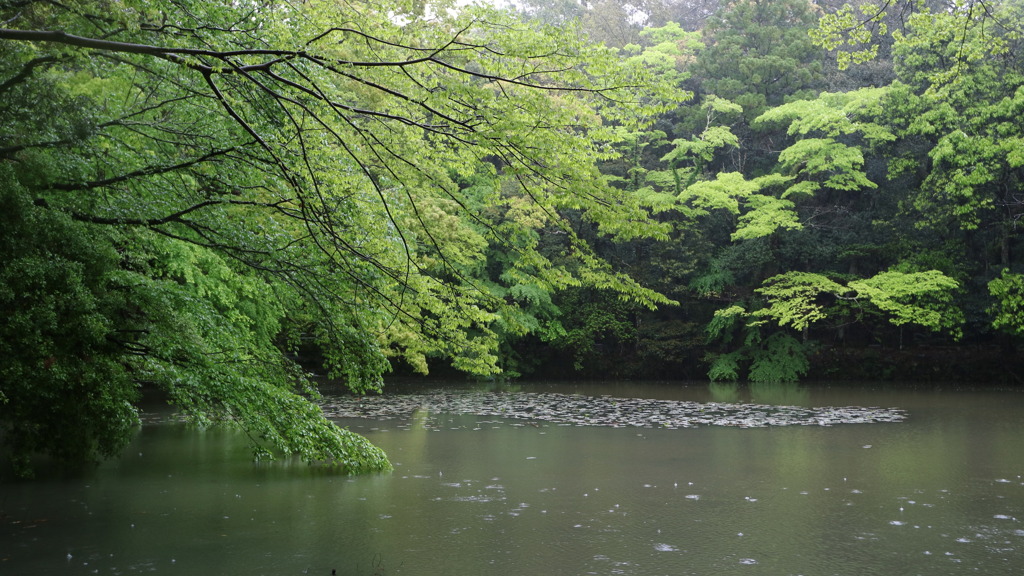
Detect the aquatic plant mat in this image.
<box><xmin>319</xmin><ymin>392</ymin><xmax>907</xmax><ymax>429</ymax></box>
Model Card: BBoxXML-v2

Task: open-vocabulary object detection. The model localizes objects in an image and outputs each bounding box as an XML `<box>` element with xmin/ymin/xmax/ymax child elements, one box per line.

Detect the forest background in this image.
<box><xmin>2</xmin><ymin>0</ymin><xmax>1023</xmax><ymax>474</ymax></box>
<box><xmin>479</xmin><ymin>0</ymin><xmax>1024</xmax><ymax>386</ymax></box>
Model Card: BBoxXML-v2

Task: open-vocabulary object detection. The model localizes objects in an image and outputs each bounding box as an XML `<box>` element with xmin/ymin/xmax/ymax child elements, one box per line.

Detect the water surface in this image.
<box><xmin>2</xmin><ymin>382</ymin><xmax>1022</xmax><ymax>575</ymax></box>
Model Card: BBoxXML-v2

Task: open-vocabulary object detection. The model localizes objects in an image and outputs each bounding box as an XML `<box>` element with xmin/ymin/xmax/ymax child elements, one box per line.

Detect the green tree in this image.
<box><xmin>0</xmin><ymin>0</ymin><xmax>675</xmax><ymax>473</ymax></box>
<box><xmin>845</xmin><ymin>1</ymin><xmax>1024</xmax><ymax>339</ymax></box>
<box><xmin>753</xmin><ymin>269</ymin><xmax>963</xmax><ymax>338</ymax></box>
<box><xmin>704</xmin><ymin>267</ymin><xmax>963</xmax><ymax>382</ymax></box>
<box><xmin>693</xmin><ymin>0</ymin><xmax>826</xmax><ymax>121</ymax></box>
<box><xmin>680</xmin><ymin>0</ymin><xmax>828</xmax><ymax>192</ymax></box>
<box><xmin>988</xmin><ymin>269</ymin><xmax>1024</xmax><ymax>337</ymax></box>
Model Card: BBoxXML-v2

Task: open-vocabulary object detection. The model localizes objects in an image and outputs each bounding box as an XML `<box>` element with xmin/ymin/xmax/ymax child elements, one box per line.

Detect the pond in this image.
<box><xmin>2</xmin><ymin>381</ymin><xmax>1023</xmax><ymax>575</ymax></box>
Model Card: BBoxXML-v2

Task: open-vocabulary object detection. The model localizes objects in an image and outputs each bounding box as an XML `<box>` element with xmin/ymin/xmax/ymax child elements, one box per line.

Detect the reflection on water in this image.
<box><xmin>708</xmin><ymin>381</ymin><xmax>741</xmax><ymax>403</ymax></box>
<box><xmin>709</xmin><ymin>381</ymin><xmax>811</xmax><ymax>406</ymax></box>
<box><xmin>748</xmin><ymin>381</ymin><xmax>810</xmax><ymax>406</ymax></box>
<box><xmin>2</xmin><ymin>383</ymin><xmax>1023</xmax><ymax>575</ymax></box>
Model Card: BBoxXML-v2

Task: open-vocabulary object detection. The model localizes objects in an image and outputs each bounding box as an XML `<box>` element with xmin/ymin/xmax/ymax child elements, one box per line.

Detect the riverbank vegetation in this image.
<box><xmin>2</xmin><ymin>0</ymin><xmax>1022</xmax><ymax>473</ymax></box>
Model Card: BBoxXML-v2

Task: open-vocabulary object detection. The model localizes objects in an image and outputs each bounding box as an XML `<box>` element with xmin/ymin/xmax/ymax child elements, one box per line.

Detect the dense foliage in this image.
<box><xmin>2</xmin><ymin>0</ymin><xmax>1023</xmax><ymax>474</ymax></box>
<box><xmin>0</xmin><ymin>0</ymin><xmax>677</xmax><ymax>474</ymax></box>
<box><xmin>510</xmin><ymin>0</ymin><xmax>1024</xmax><ymax>384</ymax></box>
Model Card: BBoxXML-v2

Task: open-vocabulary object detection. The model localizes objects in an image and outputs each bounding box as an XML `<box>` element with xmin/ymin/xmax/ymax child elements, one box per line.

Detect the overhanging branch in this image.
<box><xmin>51</xmin><ymin>146</ymin><xmax>241</xmax><ymax>191</ymax></box>
<box><xmin>68</xmin><ymin>198</ymin><xmax>285</xmax><ymax>227</ymax></box>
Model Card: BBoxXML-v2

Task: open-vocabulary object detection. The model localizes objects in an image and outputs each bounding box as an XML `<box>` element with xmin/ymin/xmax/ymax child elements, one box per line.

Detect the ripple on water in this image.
<box><xmin>451</xmin><ymin>495</ymin><xmax>499</xmax><ymax>503</ymax></box>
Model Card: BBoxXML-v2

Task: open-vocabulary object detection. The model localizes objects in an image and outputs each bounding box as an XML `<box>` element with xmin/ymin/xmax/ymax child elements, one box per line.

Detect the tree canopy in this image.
<box><xmin>503</xmin><ymin>0</ymin><xmax>1023</xmax><ymax>384</ymax></box>
<box><xmin>0</xmin><ymin>0</ymin><xmax>678</xmax><ymax>474</ymax></box>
